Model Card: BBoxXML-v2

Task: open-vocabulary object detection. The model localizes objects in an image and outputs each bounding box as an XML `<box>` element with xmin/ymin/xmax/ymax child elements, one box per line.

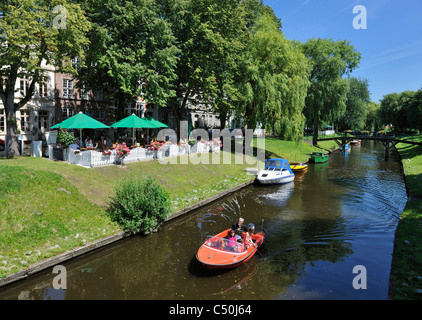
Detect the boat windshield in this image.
<box><xmin>204</xmin><ymin>236</ymin><xmax>246</xmax><ymax>253</ymax></box>
<box><xmin>265</xmin><ymin>160</ymin><xmax>281</xmax><ymax>167</ymax></box>
<box><xmin>264</xmin><ymin>167</ymin><xmax>282</xmax><ymax>171</ymax></box>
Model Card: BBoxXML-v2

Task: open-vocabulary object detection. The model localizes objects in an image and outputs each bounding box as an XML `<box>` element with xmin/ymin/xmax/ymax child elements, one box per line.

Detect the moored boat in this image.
<box><xmin>350</xmin><ymin>139</ymin><xmax>361</xmax><ymax>146</ymax></box>
<box><xmin>340</xmin><ymin>143</ymin><xmax>350</xmax><ymax>151</ymax></box>
<box><xmin>256</xmin><ymin>158</ymin><xmax>295</xmax><ymax>184</ymax></box>
<box><xmin>290</xmin><ymin>162</ymin><xmax>308</xmax><ymax>172</ymax></box>
<box><xmin>309</xmin><ymin>151</ymin><xmax>329</xmax><ymax>163</ymax></box>
<box><xmin>196</xmin><ymin>228</ymin><xmax>265</xmax><ymax>269</ymax></box>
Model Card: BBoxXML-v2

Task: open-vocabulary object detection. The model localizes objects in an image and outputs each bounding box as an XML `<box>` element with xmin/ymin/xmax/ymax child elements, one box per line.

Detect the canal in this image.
<box><xmin>0</xmin><ymin>141</ymin><xmax>408</xmax><ymax>300</ymax></box>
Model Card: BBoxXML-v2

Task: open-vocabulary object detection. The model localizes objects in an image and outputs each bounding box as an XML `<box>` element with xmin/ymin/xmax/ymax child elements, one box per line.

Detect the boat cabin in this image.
<box><xmin>264</xmin><ymin>158</ymin><xmax>294</xmax><ymax>175</ymax></box>
<box><xmin>309</xmin><ymin>151</ymin><xmax>329</xmax><ymax>163</ymax></box>
<box><xmin>311</xmin><ymin>151</ymin><xmax>325</xmax><ymax>157</ymax></box>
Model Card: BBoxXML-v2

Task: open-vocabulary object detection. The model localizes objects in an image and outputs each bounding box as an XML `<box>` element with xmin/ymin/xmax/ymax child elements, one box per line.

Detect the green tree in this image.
<box><xmin>162</xmin><ymin>0</ymin><xmax>245</xmax><ymax>136</ymax></box>
<box><xmin>0</xmin><ymin>0</ymin><xmax>91</xmax><ymax>157</ymax></box>
<box><xmin>379</xmin><ymin>91</ymin><xmax>415</xmax><ymax>133</ymax></box>
<box><xmin>237</xmin><ymin>7</ymin><xmax>310</xmax><ymax>141</ymax></box>
<box><xmin>398</xmin><ymin>90</ymin><xmax>416</xmax><ymax>132</ymax></box>
<box><xmin>407</xmin><ymin>88</ymin><xmax>422</xmax><ymax>133</ymax></box>
<box><xmin>365</xmin><ymin>102</ymin><xmax>382</xmax><ymax>132</ymax></box>
<box><xmin>77</xmin><ymin>0</ymin><xmax>179</xmax><ymax>120</ymax></box>
<box><xmin>379</xmin><ymin>92</ymin><xmax>400</xmax><ymax>129</ymax></box>
<box><xmin>336</xmin><ymin>77</ymin><xmax>370</xmax><ymax>131</ymax></box>
<box><xmin>302</xmin><ymin>38</ymin><xmax>361</xmax><ymax>145</ymax></box>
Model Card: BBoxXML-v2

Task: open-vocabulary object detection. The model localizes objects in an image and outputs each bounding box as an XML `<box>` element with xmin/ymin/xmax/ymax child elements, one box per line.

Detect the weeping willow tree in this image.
<box><xmin>302</xmin><ymin>38</ymin><xmax>361</xmax><ymax>145</ymax></box>
<box><xmin>237</xmin><ymin>9</ymin><xmax>310</xmax><ymax>141</ymax></box>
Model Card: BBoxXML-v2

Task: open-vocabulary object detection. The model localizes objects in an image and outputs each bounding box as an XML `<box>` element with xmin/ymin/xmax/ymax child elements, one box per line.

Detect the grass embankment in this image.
<box><xmin>0</xmin><ymin>138</ymin><xmax>332</xmax><ymax>281</ymax></box>
<box><xmin>390</xmin><ymin>136</ymin><xmax>422</xmax><ymax>300</ymax></box>
<box><xmin>0</xmin><ymin>152</ymin><xmax>253</xmax><ymax>279</ymax></box>
<box><xmin>254</xmin><ymin>136</ymin><xmax>337</xmax><ymax>162</ymax></box>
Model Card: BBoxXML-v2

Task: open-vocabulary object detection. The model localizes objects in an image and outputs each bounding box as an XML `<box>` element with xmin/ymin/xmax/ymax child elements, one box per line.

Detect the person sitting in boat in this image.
<box><xmin>243</xmin><ymin>224</ymin><xmax>255</xmax><ymax>248</ymax></box>
<box><xmin>225</xmin><ymin>229</ymin><xmax>237</xmax><ymax>251</ymax></box>
<box><xmin>231</xmin><ymin>217</ymin><xmax>247</xmax><ymax>241</ymax></box>
<box><xmin>248</xmin><ymin>223</ymin><xmax>255</xmax><ymax>235</ymax></box>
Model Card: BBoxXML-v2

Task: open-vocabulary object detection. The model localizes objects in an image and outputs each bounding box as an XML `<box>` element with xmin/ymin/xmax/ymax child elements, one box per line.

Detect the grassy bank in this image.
<box><xmin>253</xmin><ymin>136</ymin><xmax>337</xmax><ymax>162</ymax></box>
<box><xmin>389</xmin><ymin>136</ymin><xmax>422</xmax><ymax>300</ymax></box>
<box><xmin>0</xmin><ymin>151</ymin><xmax>256</xmax><ymax>279</ymax></box>
<box><xmin>0</xmin><ymin>138</ymin><xmax>334</xmax><ymax>281</ymax></box>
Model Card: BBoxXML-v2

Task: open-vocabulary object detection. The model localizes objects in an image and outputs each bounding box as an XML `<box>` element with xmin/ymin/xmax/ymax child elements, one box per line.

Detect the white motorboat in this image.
<box><xmin>256</xmin><ymin>158</ymin><xmax>295</xmax><ymax>185</ymax></box>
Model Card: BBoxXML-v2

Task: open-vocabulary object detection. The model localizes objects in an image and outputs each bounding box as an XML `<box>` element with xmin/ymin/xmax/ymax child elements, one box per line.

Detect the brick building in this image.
<box><xmin>1</xmin><ymin>58</ymin><xmax>233</xmax><ymax>151</ymax></box>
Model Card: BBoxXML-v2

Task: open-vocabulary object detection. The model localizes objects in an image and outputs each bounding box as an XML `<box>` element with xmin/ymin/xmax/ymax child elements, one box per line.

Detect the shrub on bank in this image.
<box><xmin>109</xmin><ymin>177</ymin><xmax>171</xmax><ymax>234</ymax></box>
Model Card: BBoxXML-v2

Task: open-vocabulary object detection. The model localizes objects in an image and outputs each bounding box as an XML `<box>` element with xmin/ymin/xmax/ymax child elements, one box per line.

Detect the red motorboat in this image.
<box><xmin>196</xmin><ymin>228</ymin><xmax>265</xmax><ymax>269</ymax></box>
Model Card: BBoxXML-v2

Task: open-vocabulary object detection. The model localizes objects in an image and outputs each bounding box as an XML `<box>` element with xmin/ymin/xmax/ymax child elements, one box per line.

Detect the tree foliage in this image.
<box><xmin>379</xmin><ymin>89</ymin><xmax>422</xmax><ymax>133</ymax></box>
<box><xmin>1</xmin><ymin>0</ymin><xmax>377</xmax><ymax>153</ymax></box>
<box><xmin>335</xmin><ymin>77</ymin><xmax>370</xmax><ymax>131</ymax></box>
<box><xmin>364</xmin><ymin>102</ymin><xmax>382</xmax><ymax>132</ymax></box>
<box><xmin>302</xmin><ymin>38</ymin><xmax>361</xmax><ymax>144</ymax></box>
<box><xmin>0</xmin><ymin>0</ymin><xmax>91</xmax><ymax>156</ymax></box>
<box><xmin>78</xmin><ymin>0</ymin><xmax>179</xmax><ymax>118</ymax></box>
<box><xmin>237</xmin><ymin>5</ymin><xmax>310</xmax><ymax>141</ymax></box>
<box><xmin>161</xmin><ymin>0</ymin><xmax>245</xmax><ymax>135</ymax></box>
<box><xmin>407</xmin><ymin>88</ymin><xmax>422</xmax><ymax>132</ymax></box>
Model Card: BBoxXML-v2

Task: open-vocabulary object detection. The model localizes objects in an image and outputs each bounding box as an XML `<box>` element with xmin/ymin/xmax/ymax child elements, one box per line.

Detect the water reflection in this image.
<box><xmin>0</xmin><ymin>141</ymin><xmax>407</xmax><ymax>300</ymax></box>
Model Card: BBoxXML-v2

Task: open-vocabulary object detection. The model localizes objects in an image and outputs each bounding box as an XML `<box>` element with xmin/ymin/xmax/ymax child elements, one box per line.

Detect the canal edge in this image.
<box><xmin>387</xmin><ymin>143</ymin><xmax>409</xmax><ymax>300</ymax></box>
<box><xmin>0</xmin><ymin>178</ymin><xmax>256</xmax><ymax>289</ymax></box>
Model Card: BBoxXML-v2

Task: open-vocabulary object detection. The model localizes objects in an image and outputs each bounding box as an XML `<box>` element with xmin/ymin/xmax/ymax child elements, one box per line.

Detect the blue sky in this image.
<box><xmin>264</xmin><ymin>0</ymin><xmax>422</xmax><ymax>102</ymax></box>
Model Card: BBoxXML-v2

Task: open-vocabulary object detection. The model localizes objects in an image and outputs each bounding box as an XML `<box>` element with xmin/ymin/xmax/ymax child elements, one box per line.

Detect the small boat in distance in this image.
<box><xmin>340</xmin><ymin>143</ymin><xmax>350</xmax><ymax>151</ymax></box>
<box><xmin>309</xmin><ymin>151</ymin><xmax>329</xmax><ymax>163</ymax></box>
<box><xmin>350</xmin><ymin>139</ymin><xmax>361</xmax><ymax>146</ymax></box>
<box><xmin>196</xmin><ymin>228</ymin><xmax>265</xmax><ymax>269</ymax></box>
<box><xmin>256</xmin><ymin>158</ymin><xmax>295</xmax><ymax>184</ymax></box>
<box><xmin>290</xmin><ymin>162</ymin><xmax>308</xmax><ymax>172</ymax></box>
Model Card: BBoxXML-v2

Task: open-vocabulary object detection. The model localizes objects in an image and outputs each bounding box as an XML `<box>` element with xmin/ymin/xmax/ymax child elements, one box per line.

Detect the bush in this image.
<box><xmin>109</xmin><ymin>177</ymin><xmax>171</xmax><ymax>234</ymax></box>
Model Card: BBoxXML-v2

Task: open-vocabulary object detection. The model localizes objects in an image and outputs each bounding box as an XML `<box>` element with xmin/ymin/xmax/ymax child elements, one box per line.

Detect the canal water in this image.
<box><xmin>0</xmin><ymin>141</ymin><xmax>408</xmax><ymax>300</ymax></box>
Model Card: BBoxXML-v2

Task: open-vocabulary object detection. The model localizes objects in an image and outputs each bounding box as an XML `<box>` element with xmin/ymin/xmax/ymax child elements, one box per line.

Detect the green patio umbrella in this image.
<box><xmin>51</xmin><ymin>112</ymin><xmax>110</xmax><ymax>142</ymax></box>
<box><xmin>110</xmin><ymin>114</ymin><xmax>160</xmax><ymax>145</ymax></box>
<box><xmin>143</xmin><ymin>116</ymin><xmax>168</xmax><ymax>128</ymax></box>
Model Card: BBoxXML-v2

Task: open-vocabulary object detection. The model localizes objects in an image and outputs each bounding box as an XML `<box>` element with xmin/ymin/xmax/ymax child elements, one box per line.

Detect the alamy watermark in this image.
<box><xmin>352</xmin><ymin>265</ymin><xmax>367</xmax><ymax>290</ymax></box>
<box><xmin>353</xmin><ymin>5</ymin><xmax>367</xmax><ymax>30</ymax></box>
<box><xmin>156</xmin><ymin>121</ymin><xmax>265</xmax><ymax>166</ymax></box>
<box><xmin>52</xmin><ymin>265</ymin><xmax>67</xmax><ymax>290</ymax></box>
<box><xmin>52</xmin><ymin>5</ymin><xmax>67</xmax><ymax>29</ymax></box>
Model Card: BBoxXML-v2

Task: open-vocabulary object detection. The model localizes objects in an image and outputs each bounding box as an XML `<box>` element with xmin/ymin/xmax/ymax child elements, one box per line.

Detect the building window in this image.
<box><xmin>214</xmin><ymin>116</ymin><xmax>220</xmax><ymax>127</ymax></box>
<box><xmin>97</xmin><ymin>109</ymin><xmax>105</xmax><ymax>121</ymax></box>
<box><xmin>94</xmin><ymin>89</ymin><xmax>103</xmax><ymax>101</ymax></box>
<box><xmin>39</xmin><ymin>77</ymin><xmax>49</xmax><ymax>98</ymax></box>
<box><xmin>0</xmin><ymin>109</ymin><xmax>5</xmax><ymax>132</ymax></box>
<box><xmin>20</xmin><ymin>110</ymin><xmax>30</xmax><ymax>132</ymax></box>
<box><xmin>20</xmin><ymin>75</ymin><xmax>30</xmax><ymax>97</ymax></box>
<box><xmin>88</xmin><ymin>109</ymin><xmax>106</xmax><ymax>122</ymax></box>
<box><xmin>63</xmin><ymin>79</ymin><xmax>74</xmax><ymax>98</ymax></box>
<box><xmin>71</xmin><ymin>57</ymin><xmax>81</xmax><ymax>70</ymax></box>
<box><xmin>79</xmin><ymin>86</ymin><xmax>88</xmax><ymax>100</ymax></box>
<box><xmin>38</xmin><ymin>110</ymin><xmax>49</xmax><ymax>131</ymax></box>
<box><xmin>62</xmin><ymin>107</ymin><xmax>74</xmax><ymax>120</ymax></box>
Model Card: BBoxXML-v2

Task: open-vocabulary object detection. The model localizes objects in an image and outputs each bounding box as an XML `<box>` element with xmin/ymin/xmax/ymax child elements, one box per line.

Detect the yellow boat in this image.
<box><xmin>290</xmin><ymin>162</ymin><xmax>308</xmax><ymax>172</ymax></box>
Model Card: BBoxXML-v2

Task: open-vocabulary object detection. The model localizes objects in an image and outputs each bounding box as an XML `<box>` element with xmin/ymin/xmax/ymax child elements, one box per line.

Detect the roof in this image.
<box><xmin>267</xmin><ymin>158</ymin><xmax>289</xmax><ymax>163</ymax></box>
<box><xmin>265</xmin><ymin>158</ymin><xmax>293</xmax><ymax>174</ymax></box>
